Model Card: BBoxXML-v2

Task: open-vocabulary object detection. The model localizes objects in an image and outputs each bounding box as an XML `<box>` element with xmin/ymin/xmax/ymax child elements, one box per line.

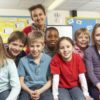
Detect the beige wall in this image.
<box><xmin>0</xmin><ymin>9</ymin><xmax>100</xmax><ymax>25</ymax></box>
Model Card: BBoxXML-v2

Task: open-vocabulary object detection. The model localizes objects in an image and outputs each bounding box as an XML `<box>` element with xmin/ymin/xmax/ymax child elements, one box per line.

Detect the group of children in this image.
<box><xmin>0</xmin><ymin>3</ymin><xmax>100</xmax><ymax>100</ymax></box>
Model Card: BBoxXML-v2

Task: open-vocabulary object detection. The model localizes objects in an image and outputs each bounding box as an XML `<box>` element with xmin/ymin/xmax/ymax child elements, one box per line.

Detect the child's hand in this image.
<box><xmin>29</xmin><ymin>90</ymin><xmax>35</xmax><ymax>99</ymax></box>
<box><xmin>31</xmin><ymin>89</ymin><xmax>41</xmax><ymax>100</ymax></box>
<box><xmin>85</xmin><ymin>96</ymin><xmax>91</xmax><ymax>100</ymax></box>
<box><xmin>54</xmin><ymin>95</ymin><xmax>59</xmax><ymax>100</ymax></box>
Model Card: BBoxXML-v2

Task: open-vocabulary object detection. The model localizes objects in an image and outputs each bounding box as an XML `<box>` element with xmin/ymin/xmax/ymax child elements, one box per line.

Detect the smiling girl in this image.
<box><xmin>50</xmin><ymin>37</ymin><xmax>90</xmax><ymax>100</ymax></box>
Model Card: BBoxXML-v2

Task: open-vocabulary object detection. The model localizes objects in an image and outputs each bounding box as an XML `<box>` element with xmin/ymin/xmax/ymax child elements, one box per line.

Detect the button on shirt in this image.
<box><xmin>18</xmin><ymin>53</ymin><xmax>51</xmax><ymax>88</ymax></box>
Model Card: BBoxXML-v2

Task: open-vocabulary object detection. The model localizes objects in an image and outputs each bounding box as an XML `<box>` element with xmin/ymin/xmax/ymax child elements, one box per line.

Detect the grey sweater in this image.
<box><xmin>84</xmin><ymin>46</ymin><xmax>100</xmax><ymax>86</ymax></box>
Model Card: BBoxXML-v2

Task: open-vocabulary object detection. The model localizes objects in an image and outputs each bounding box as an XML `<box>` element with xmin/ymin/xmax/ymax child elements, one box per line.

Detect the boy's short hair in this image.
<box><xmin>29</xmin><ymin>4</ymin><xmax>46</xmax><ymax>20</ymax></box>
<box><xmin>8</xmin><ymin>31</ymin><xmax>27</xmax><ymax>46</ymax></box>
<box><xmin>28</xmin><ymin>31</ymin><xmax>44</xmax><ymax>45</ymax></box>
<box><xmin>45</xmin><ymin>27</ymin><xmax>59</xmax><ymax>35</ymax></box>
<box><xmin>74</xmin><ymin>28</ymin><xmax>90</xmax><ymax>41</ymax></box>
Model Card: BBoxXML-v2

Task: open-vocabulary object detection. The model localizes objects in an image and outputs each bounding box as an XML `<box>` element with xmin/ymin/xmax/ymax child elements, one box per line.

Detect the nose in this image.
<box><xmin>51</xmin><ymin>36</ymin><xmax>57</xmax><ymax>41</ymax></box>
<box><xmin>15</xmin><ymin>46</ymin><xmax>20</xmax><ymax>51</ymax></box>
<box><xmin>37</xmin><ymin>16</ymin><xmax>40</xmax><ymax>20</ymax></box>
<box><xmin>82</xmin><ymin>37</ymin><xmax>86</xmax><ymax>41</ymax></box>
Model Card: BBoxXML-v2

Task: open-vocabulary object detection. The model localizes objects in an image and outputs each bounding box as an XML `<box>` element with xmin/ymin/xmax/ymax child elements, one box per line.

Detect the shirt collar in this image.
<box><xmin>27</xmin><ymin>53</ymin><xmax>44</xmax><ymax>63</ymax></box>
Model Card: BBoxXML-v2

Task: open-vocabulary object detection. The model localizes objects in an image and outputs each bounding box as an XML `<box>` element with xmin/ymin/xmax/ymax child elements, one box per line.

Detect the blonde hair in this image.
<box><xmin>0</xmin><ymin>36</ymin><xmax>7</xmax><ymax>67</ymax></box>
<box><xmin>27</xmin><ymin>31</ymin><xmax>44</xmax><ymax>45</ymax></box>
<box><xmin>74</xmin><ymin>28</ymin><xmax>90</xmax><ymax>41</ymax></box>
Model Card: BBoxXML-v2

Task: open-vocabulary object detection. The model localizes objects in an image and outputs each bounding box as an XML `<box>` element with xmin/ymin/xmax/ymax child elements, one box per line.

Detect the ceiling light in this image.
<box><xmin>48</xmin><ymin>0</ymin><xmax>65</xmax><ymax>11</ymax></box>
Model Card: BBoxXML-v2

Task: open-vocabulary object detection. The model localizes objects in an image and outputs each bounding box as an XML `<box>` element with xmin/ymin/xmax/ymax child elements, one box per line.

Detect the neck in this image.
<box><xmin>76</xmin><ymin>44</ymin><xmax>87</xmax><ymax>51</ymax></box>
<box><xmin>39</xmin><ymin>24</ymin><xmax>45</xmax><ymax>31</ymax></box>
<box><xmin>33</xmin><ymin>53</ymin><xmax>42</xmax><ymax>64</ymax></box>
<box><xmin>47</xmin><ymin>46</ymin><xmax>56</xmax><ymax>51</ymax></box>
<box><xmin>62</xmin><ymin>55</ymin><xmax>72</xmax><ymax>62</ymax></box>
<box><xmin>96</xmin><ymin>45</ymin><xmax>100</xmax><ymax>51</ymax></box>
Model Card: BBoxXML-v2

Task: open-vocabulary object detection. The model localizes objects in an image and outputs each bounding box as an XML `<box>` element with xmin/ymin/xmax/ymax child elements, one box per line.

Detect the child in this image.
<box><xmin>74</xmin><ymin>28</ymin><xmax>90</xmax><ymax>59</ymax></box>
<box><xmin>45</xmin><ymin>27</ymin><xmax>59</xmax><ymax>57</ymax></box>
<box><xmin>6</xmin><ymin>31</ymin><xmax>27</xmax><ymax>66</ymax></box>
<box><xmin>85</xmin><ymin>23</ymin><xmax>100</xmax><ymax>100</ymax></box>
<box><xmin>50</xmin><ymin>37</ymin><xmax>90</xmax><ymax>100</ymax></box>
<box><xmin>0</xmin><ymin>35</ymin><xmax>21</xmax><ymax>100</ymax></box>
<box><xmin>18</xmin><ymin>31</ymin><xmax>53</xmax><ymax>100</ymax></box>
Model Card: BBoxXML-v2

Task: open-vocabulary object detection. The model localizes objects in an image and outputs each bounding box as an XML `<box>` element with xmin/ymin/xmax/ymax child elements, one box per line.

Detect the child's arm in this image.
<box><xmin>6</xmin><ymin>60</ymin><xmax>21</xmax><ymax>100</ymax></box>
<box><xmin>34</xmin><ymin>76</ymin><xmax>52</xmax><ymax>95</ymax></box>
<box><xmin>79</xmin><ymin>73</ymin><xmax>90</xmax><ymax>100</ymax></box>
<box><xmin>19</xmin><ymin>77</ymin><xmax>37</xmax><ymax>99</ymax></box>
<box><xmin>52</xmin><ymin>74</ymin><xmax>59</xmax><ymax>100</ymax></box>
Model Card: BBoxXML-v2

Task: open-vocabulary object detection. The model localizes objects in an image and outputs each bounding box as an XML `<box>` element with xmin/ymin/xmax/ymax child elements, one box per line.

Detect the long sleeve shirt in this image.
<box><xmin>0</xmin><ymin>58</ymin><xmax>21</xmax><ymax>100</ymax></box>
<box><xmin>84</xmin><ymin>46</ymin><xmax>100</xmax><ymax>86</ymax></box>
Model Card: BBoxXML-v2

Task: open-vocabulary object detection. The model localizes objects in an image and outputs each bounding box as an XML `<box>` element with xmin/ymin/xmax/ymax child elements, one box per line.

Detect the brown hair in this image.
<box><xmin>29</xmin><ymin>4</ymin><xmax>46</xmax><ymax>20</ymax></box>
<box><xmin>74</xmin><ymin>28</ymin><xmax>90</xmax><ymax>41</ymax></box>
<box><xmin>8</xmin><ymin>31</ymin><xmax>27</xmax><ymax>46</ymax></box>
<box><xmin>92</xmin><ymin>23</ymin><xmax>100</xmax><ymax>45</ymax></box>
<box><xmin>57</xmin><ymin>37</ymin><xmax>74</xmax><ymax>50</ymax></box>
<box><xmin>27</xmin><ymin>31</ymin><xmax>44</xmax><ymax>45</ymax></box>
<box><xmin>0</xmin><ymin>36</ymin><xmax>7</xmax><ymax>67</ymax></box>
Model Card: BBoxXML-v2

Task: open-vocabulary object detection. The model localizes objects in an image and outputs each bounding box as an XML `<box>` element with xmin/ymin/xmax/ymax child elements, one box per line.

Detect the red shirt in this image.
<box><xmin>50</xmin><ymin>53</ymin><xmax>86</xmax><ymax>88</ymax></box>
<box><xmin>22</xmin><ymin>26</ymin><xmax>33</xmax><ymax>53</ymax></box>
<box><xmin>22</xmin><ymin>25</ymin><xmax>32</xmax><ymax>36</ymax></box>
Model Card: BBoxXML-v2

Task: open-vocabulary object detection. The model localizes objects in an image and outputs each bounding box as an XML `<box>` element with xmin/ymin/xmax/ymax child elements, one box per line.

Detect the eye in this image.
<box><xmin>36</xmin><ymin>45</ymin><xmax>39</xmax><ymax>47</ymax></box>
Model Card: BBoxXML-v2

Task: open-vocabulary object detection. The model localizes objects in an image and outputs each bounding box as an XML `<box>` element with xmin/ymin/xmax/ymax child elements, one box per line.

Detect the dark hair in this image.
<box><xmin>29</xmin><ymin>4</ymin><xmax>46</xmax><ymax>20</ymax></box>
<box><xmin>57</xmin><ymin>37</ymin><xmax>74</xmax><ymax>50</ymax></box>
<box><xmin>45</xmin><ymin>27</ymin><xmax>59</xmax><ymax>35</ymax></box>
<box><xmin>8</xmin><ymin>31</ymin><xmax>27</xmax><ymax>46</ymax></box>
<box><xmin>92</xmin><ymin>23</ymin><xmax>100</xmax><ymax>45</ymax></box>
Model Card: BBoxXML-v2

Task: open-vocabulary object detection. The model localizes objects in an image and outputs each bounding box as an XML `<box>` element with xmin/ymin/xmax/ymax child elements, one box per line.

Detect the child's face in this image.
<box><xmin>8</xmin><ymin>39</ymin><xmax>24</xmax><ymax>57</ymax></box>
<box><xmin>32</xmin><ymin>8</ymin><xmax>46</xmax><ymax>27</ymax></box>
<box><xmin>94</xmin><ymin>27</ymin><xmax>100</xmax><ymax>47</ymax></box>
<box><xmin>29</xmin><ymin>40</ymin><xmax>44</xmax><ymax>59</ymax></box>
<box><xmin>45</xmin><ymin>30</ymin><xmax>59</xmax><ymax>48</ymax></box>
<box><xmin>76</xmin><ymin>33</ymin><xmax>89</xmax><ymax>49</ymax></box>
<box><xmin>59</xmin><ymin>39</ymin><xmax>73</xmax><ymax>61</ymax></box>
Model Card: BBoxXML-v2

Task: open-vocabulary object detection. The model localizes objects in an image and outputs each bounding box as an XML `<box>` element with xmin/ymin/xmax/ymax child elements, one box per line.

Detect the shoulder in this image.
<box><xmin>51</xmin><ymin>53</ymin><xmax>61</xmax><ymax>62</ymax></box>
<box><xmin>84</xmin><ymin>46</ymin><xmax>96</xmax><ymax>56</ymax></box>
<box><xmin>22</xmin><ymin>25</ymin><xmax>32</xmax><ymax>35</ymax></box>
<box><xmin>19</xmin><ymin>55</ymin><xmax>28</xmax><ymax>62</ymax></box>
<box><xmin>5</xmin><ymin>58</ymin><xmax>17</xmax><ymax>69</ymax></box>
<box><xmin>72</xmin><ymin>53</ymin><xmax>82</xmax><ymax>61</ymax></box>
<box><xmin>6</xmin><ymin>58</ymin><xmax>14</xmax><ymax>63</ymax></box>
<box><xmin>42</xmin><ymin>53</ymin><xmax>51</xmax><ymax>61</ymax></box>
<box><xmin>85</xmin><ymin>46</ymin><xmax>95</xmax><ymax>53</ymax></box>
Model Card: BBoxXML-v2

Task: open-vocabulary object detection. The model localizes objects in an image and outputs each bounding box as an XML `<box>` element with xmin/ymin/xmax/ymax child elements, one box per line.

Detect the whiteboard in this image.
<box><xmin>47</xmin><ymin>25</ymin><xmax>73</xmax><ymax>39</ymax></box>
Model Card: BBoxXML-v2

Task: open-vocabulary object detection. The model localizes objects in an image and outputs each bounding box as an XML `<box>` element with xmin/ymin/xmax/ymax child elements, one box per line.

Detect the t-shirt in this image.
<box><xmin>22</xmin><ymin>25</ymin><xmax>32</xmax><ymax>36</ymax></box>
<box><xmin>50</xmin><ymin>53</ymin><xmax>86</xmax><ymax>88</ymax></box>
<box><xmin>18</xmin><ymin>53</ymin><xmax>51</xmax><ymax>87</ymax></box>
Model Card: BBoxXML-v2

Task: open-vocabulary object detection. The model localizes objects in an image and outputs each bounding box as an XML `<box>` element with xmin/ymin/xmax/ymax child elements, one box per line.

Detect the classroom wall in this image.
<box><xmin>47</xmin><ymin>10</ymin><xmax>100</xmax><ymax>25</ymax></box>
<box><xmin>0</xmin><ymin>9</ymin><xmax>30</xmax><ymax>16</ymax></box>
<box><xmin>0</xmin><ymin>9</ymin><xmax>100</xmax><ymax>24</ymax></box>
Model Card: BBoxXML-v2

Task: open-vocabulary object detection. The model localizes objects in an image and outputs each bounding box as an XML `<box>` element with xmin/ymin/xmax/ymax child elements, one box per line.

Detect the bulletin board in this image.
<box><xmin>66</xmin><ymin>17</ymin><xmax>100</xmax><ymax>34</ymax></box>
<box><xmin>66</xmin><ymin>17</ymin><xmax>100</xmax><ymax>44</ymax></box>
<box><xmin>0</xmin><ymin>16</ymin><xmax>32</xmax><ymax>43</ymax></box>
